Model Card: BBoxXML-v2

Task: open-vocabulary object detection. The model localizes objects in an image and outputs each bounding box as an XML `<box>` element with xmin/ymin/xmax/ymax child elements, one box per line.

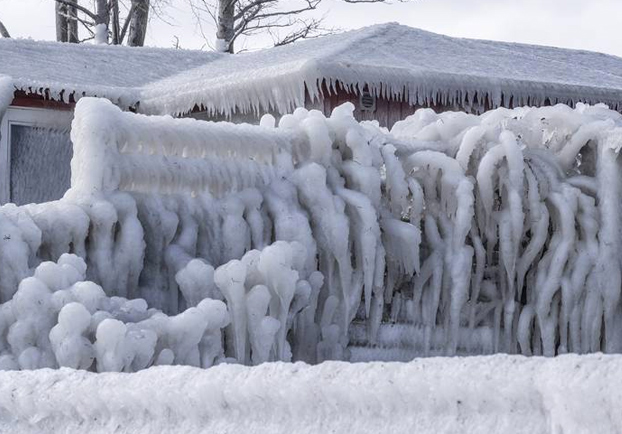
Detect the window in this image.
<box><xmin>0</xmin><ymin>107</ymin><xmax>73</xmax><ymax>205</ymax></box>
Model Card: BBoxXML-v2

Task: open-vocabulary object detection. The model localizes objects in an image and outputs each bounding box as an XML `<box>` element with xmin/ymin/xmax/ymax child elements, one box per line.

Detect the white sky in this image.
<box><xmin>1</xmin><ymin>0</ymin><xmax>621</xmax><ymax>57</ymax></box>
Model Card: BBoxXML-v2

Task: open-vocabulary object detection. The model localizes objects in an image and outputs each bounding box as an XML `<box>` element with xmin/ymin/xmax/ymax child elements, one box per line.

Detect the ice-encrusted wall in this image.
<box><xmin>0</xmin><ymin>98</ymin><xmax>621</xmax><ymax>371</ymax></box>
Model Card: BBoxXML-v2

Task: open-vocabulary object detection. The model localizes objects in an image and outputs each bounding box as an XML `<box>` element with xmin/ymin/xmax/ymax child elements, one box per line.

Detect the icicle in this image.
<box><xmin>595</xmin><ymin>129</ymin><xmax>622</xmax><ymax>352</ymax></box>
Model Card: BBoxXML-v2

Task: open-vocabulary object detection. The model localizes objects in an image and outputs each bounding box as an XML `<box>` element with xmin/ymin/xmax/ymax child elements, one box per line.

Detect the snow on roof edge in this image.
<box><xmin>139</xmin><ymin>60</ymin><xmax>622</xmax><ymax>118</ymax></box>
<box><xmin>138</xmin><ymin>22</ymin><xmax>622</xmax><ymax>117</ymax></box>
<box><xmin>315</xmin><ymin>63</ymin><xmax>622</xmax><ymax>111</ymax></box>
<box><xmin>12</xmin><ymin>77</ymin><xmax>141</xmax><ymax>109</ymax></box>
<box><xmin>0</xmin><ymin>37</ymin><xmax>220</xmax><ymax>110</ymax></box>
<box><xmin>139</xmin><ymin>60</ymin><xmax>318</xmax><ymax>117</ymax></box>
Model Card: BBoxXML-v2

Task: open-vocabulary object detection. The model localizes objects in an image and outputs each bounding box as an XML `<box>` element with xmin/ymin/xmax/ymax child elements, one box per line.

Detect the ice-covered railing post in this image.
<box><xmin>69</xmin><ymin>99</ymin><xmax>121</xmax><ymax>195</ymax></box>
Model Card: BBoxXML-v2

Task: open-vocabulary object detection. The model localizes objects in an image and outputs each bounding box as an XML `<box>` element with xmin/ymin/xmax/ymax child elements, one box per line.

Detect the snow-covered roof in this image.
<box><xmin>0</xmin><ymin>38</ymin><xmax>222</xmax><ymax>108</ymax></box>
<box><xmin>140</xmin><ymin>23</ymin><xmax>622</xmax><ymax>116</ymax></box>
<box><xmin>4</xmin><ymin>24</ymin><xmax>622</xmax><ymax>116</ymax></box>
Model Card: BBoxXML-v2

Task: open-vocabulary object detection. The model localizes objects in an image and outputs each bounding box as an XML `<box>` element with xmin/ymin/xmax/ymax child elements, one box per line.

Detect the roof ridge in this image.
<box><xmin>314</xmin><ymin>22</ymin><xmax>408</xmax><ymax>61</ymax></box>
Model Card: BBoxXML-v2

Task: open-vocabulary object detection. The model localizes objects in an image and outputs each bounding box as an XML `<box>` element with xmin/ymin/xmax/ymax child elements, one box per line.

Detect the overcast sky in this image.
<box><xmin>1</xmin><ymin>0</ymin><xmax>621</xmax><ymax>56</ymax></box>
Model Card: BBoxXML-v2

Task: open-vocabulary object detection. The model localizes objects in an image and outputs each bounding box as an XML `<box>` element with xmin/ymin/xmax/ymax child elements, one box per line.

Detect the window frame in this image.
<box><xmin>0</xmin><ymin>106</ymin><xmax>73</xmax><ymax>204</ymax></box>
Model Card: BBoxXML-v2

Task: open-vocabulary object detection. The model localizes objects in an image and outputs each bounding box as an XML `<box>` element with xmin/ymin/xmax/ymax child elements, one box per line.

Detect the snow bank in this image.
<box><xmin>3</xmin><ymin>98</ymin><xmax>622</xmax><ymax>366</ymax></box>
<box><xmin>0</xmin><ymin>354</ymin><xmax>620</xmax><ymax>434</ymax></box>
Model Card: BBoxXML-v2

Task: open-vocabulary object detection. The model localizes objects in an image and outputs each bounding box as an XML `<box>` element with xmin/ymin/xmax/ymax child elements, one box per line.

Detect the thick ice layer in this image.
<box><xmin>0</xmin><ymin>354</ymin><xmax>620</xmax><ymax>434</ymax></box>
<box><xmin>2</xmin><ymin>99</ymin><xmax>622</xmax><ymax>367</ymax></box>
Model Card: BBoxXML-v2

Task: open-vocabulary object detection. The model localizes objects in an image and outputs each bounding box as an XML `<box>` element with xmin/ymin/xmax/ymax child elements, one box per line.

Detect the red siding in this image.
<box><xmin>11</xmin><ymin>91</ymin><xmax>74</xmax><ymax>111</ymax></box>
<box><xmin>307</xmin><ymin>82</ymin><xmax>453</xmax><ymax>129</ymax></box>
<box><xmin>306</xmin><ymin>81</ymin><xmax>565</xmax><ymax>128</ymax></box>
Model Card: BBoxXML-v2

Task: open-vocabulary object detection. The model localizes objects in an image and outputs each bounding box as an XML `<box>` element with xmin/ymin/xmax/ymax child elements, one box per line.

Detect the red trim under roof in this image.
<box><xmin>10</xmin><ymin>90</ymin><xmax>75</xmax><ymax>111</ymax></box>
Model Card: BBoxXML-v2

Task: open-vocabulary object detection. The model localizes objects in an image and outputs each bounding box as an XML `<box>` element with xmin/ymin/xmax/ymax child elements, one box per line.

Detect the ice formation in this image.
<box><xmin>1</xmin><ymin>97</ymin><xmax>622</xmax><ymax>372</ymax></box>
<box><xmin>0</xmin><ymin>253</ymin><xmax>230</xmax><ymax>371</ymax></box>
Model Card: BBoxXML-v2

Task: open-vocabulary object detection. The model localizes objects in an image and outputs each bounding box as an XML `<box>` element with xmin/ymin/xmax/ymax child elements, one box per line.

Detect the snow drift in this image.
<box><xmin>0</xmin><ymin>354</ymin><xmax>621</xmax><ymax>434</ymax></box>
<box><xmin>1</xmin><ymin>98</ymin><xmax>622</xmax><ymax>371</ymax></box>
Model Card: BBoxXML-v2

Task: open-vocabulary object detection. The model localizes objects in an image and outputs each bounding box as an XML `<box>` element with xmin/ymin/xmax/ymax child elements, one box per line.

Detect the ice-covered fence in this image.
<box><xmin>2</xmin><ymin>99</ymin><xmax>622</xmax><ymax>373</ymax></box>
<box><xmin>69</xmin><ymin>98</ymin><xmax>303</xmax><ymax>197</ymax></box>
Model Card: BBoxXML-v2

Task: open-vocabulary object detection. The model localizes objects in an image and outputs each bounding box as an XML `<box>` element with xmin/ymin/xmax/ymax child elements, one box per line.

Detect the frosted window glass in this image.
<box><xmin>10</xmin><ymin>125</ymin><xmax>72</xmax><ymax>205</ymax></box>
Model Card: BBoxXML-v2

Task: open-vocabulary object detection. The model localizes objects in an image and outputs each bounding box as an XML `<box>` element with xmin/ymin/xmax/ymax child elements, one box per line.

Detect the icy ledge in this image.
<box><xmin>0</xmin><ymin>354</ymin><xmax>619</xmax><ymax>434</ymax></box>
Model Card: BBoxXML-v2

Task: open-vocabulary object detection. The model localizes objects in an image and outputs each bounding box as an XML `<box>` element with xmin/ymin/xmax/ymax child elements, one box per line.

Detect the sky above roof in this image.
<box><xmin>1</xmin><ymin>0</ymin><xmax>621</xmax><ymax>57</ymax></box>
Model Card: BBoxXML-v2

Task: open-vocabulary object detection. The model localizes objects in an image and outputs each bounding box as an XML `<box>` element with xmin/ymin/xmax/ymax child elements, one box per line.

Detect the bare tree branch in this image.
<box><xmin>272</xmin><ymin>18</ymin><xmax>331</xmax><ymax>46</ymax></box>
<box><xmin>342</xmin><ymin>0</ymin><xmax>410</xmax><ymax>2</ymax></box>
<box><xmin>54</xmin><ymin>0</ymin><xmax>98</xmax><ymax>21</ymax></box>
<box><xmin>111</xmin><ymin>0</ymin><xmax>121</xmax><ymax>44</ymax></box>
<box><xmin>188</xmin><ymin>0</ymin><xmax>414</xmax><ymax>53</ymax></box>
<box><xmin>51</xmin><ymin>0</ymin><xmax>166</xmax><ymax>46</ymax></box>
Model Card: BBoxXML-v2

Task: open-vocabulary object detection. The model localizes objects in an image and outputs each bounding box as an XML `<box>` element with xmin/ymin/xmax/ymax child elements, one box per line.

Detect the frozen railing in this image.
<box><xmin>69</xmin><ymin>98</ymin><xmax>305</xmax><ymax>197</ymax></box>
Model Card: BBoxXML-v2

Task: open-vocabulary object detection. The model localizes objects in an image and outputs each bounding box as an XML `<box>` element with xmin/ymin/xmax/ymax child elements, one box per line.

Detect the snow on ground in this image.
<box><xmin>0</xmin><ymin>354</ymin><xmax>619</xmax><ymax>434</ymax></box>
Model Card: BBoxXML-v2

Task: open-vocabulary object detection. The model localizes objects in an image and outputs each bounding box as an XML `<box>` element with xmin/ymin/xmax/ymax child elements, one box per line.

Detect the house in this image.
<box><xmin>2</xmin><ymin>22</ymin><xmax>622</xmax><ymax>205</ymax></box>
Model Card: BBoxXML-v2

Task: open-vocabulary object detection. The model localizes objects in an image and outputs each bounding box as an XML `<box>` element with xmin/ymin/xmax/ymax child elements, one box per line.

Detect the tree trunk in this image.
<box><xmin>55</xmin><ymin>2</ymin><xmax>68</xmax><ymax>42</ymax></box>
<box><xmin>55</xmin><ymin>2</ymin><xmax>77</xmax><ymax>43</ymax></box>
<box><xmin>95</xmin><ymin>0</ymin><xmax>110</xmax><ymax>44</ymax></box>
<box><xmin>111</xmin><ymin>0</ymin><xmax>120</xmax><ymax>44</ymax></box>
<box><xmin>67</xmin><ymin>3</ymin><xmax>78</xmax><ymax>43</ymax></box>
<box><xmin>128</xmin><ymin>0</ymin><xmax>149</xmax><ymax>47</ymax></box>
<box><xmin>216</xmin><ymin>0</ymin><xmax>235</xmax><ymax>53</ymax></box>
